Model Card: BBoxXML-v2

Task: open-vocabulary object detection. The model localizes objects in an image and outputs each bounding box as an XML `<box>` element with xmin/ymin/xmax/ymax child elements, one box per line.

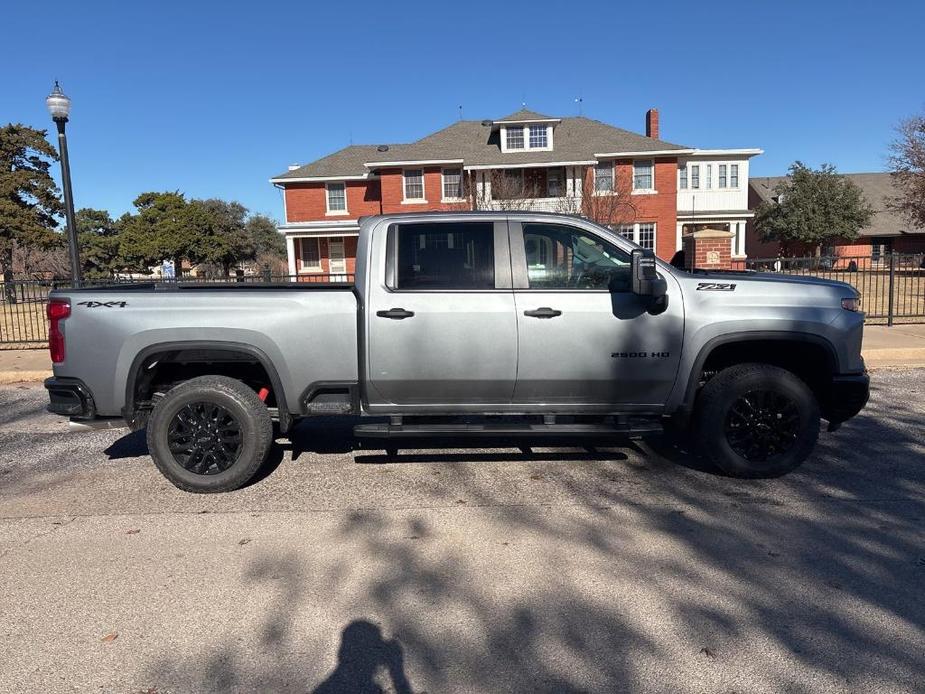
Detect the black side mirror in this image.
<box><xmin>631</xmin><ymin>248</ymin><xmax>668</xmax><ymax>315</ymax></box>
<box><xmin>631</xmin><ymin>248</ymin><xmax>667</xmax><ymax>297</ymax></box>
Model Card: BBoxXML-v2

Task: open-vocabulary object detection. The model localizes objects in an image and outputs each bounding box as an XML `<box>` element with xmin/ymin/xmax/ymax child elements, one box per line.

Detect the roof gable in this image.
<box><xmin>494</xmin><ymin>108</ymin><xmax>557</xmax><ymax>123</ymax></box>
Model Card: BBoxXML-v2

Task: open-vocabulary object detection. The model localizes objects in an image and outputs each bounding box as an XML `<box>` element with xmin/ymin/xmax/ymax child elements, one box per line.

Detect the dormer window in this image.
<box><xmin>500</xmin><ymin>123</ymin><xmax>554</xmax><ymax>153</ymax></box>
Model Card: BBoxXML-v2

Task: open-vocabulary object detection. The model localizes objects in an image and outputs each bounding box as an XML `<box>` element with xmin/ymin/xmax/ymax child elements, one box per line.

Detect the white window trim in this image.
<box><xmin>325</xmin><ymin>182</ymin><xmax>348</xmax><ymax>216</ymax></box>
<box><xmin>299</xmin><ymin>237</ymin><xmax>322</xmax><ymax>272</ymax></box>
<box><xmin>678</xmin><ymin>163</ymin><xmax>688</xmax><ymax>190</ymax></box>
<box><xmin>714</xmin><ymin>162</ymin><xmax>743</xmax><ymax>190</ymax></box>
<box><xmin>618</xmin><ymin>222</ymin><xmax>657</xmax><ymax>251</ymax></box>
<box><xmin>441</xmin><ymin>168</ymin><xmax>465</xmax><ymax>202</ymax></box>
<box><xmin>402</xmin><ymin>168</ymin><xmax>426</xmax><ymax>204</ymax></box>
<box><xmin>500</xmin><ymin>124</ymin><xmax>554</xmax><ymax>153</ymax></box>
<box><xmin>631</xmin><ymin>159</ymin><xmax>657</xmax><ymax>194</ymax></box>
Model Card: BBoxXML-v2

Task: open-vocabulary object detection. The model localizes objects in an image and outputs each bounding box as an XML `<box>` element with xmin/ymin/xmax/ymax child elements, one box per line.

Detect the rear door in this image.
<box><xmin>365</xmin><ymin>219</ymin><xmax>517</xmax><ymax>409</ymax></box>
<box><xmin>509</xmin><ymin>220</ymin><xmax>684</xmax><ymax>408</ymax></box>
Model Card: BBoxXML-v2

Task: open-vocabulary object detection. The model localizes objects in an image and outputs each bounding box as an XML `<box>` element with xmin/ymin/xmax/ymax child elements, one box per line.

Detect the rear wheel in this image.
<box><xmin>695</xmin><ymin>363</ymin><xmax>820</xmax><ymax>478</ymax></box>
<box><xmin>147</xmin><ymin>375</ymin><xmax>273</xmax><ymax>493</ymax></box>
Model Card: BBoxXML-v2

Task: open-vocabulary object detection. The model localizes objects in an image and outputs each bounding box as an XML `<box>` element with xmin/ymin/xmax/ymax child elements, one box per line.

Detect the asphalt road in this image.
<box><xmin>1</xmin><ymin>370</ymin><xmax>923</xmax><ymax>693</ymax></box>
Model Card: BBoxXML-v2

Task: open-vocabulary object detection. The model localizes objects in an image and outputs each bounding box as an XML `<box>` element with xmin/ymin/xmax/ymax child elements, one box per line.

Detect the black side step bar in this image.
<box><xmin>353</xmin><ymin>420</ymin><xmax>663</xmax><ymax>439</ymax></box>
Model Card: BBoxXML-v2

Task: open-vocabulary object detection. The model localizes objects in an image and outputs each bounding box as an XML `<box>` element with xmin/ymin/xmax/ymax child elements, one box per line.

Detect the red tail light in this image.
<box><xmin>47</xmin><ymin>299</ymin><xmax>71</xmax><ymax>364</ymax></box>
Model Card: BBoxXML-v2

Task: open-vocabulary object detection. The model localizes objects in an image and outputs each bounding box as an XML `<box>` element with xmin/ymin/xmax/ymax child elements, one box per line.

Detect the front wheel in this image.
<box><xmin>694</xmin><ymin>363</ymin><xmax>820</xmax><ymax>478</ymax></box>
<box><xmin>146</xmin><ymin>375</ymin><xmax>273</xmax><ymax>493</ymax></box>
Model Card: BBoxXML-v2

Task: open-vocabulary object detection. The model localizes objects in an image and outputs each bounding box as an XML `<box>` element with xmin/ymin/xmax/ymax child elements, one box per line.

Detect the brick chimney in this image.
<box><xmin>645</xmin><ymin>108</ymin><xmax>659</xmax><ymax>139</ymax></box>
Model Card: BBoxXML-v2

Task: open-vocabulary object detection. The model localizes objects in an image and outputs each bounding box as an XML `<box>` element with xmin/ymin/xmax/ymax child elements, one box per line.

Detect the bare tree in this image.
<box><xmin>473</xmin><ymin>169</ymin><xmax>539</xmax><ymax>211</ymax></box>
<box><xmin>557</xmin><ymin>165</ymin><xmax>638</xmax><ymax>228</ymax></box>
<box><xmin>888</xmin><ymin>113</ymin><xmax>925</xmax><ymax>229</ymax></box>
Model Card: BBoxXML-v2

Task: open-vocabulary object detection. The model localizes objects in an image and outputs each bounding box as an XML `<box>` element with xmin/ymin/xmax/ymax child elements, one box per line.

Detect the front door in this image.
<box><xmin>328</xmin><ymin>236</ymin><xmax>347</xmax><ymax>280</ymax></box>
<box><xmin>510</xmin><ymin>220</ymin><xmax>684</xmax><ymax>408</ymax></box>
<box><xmin>365</xmin><ymin>219</ymin><xmax>517</xmax><ymax>409</ymax></box>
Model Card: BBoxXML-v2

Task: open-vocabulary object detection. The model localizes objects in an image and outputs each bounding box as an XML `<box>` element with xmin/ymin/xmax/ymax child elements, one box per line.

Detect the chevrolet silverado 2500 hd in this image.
<box><xmin>44</xmin><ymin>212</ymin><xmax>869</xmax><ymax>492</ymax></box>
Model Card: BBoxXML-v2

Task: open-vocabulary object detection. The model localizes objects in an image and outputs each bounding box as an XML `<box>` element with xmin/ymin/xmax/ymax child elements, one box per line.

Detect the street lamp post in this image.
<box><xmin>46</xmin><ymin>82</ymin><xmax>82</xmax><ymax>287</ymax></box>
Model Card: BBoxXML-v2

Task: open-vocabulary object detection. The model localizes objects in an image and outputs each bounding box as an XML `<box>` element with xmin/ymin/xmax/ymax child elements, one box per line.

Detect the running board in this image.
<box><xmin>353</xmin><ymin>420</ymin><xmax>662</xmax><ymax>439</ymax></box>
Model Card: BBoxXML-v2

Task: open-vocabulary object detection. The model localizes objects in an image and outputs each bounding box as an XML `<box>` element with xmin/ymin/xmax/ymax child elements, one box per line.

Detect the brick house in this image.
<box><xmin>271</xmin><ymin>109</ymin><xmax>762</xmax><ymax>275</ymax></box>
<box><xmin>747</xmin><ymin>172</ymin><xmax>925</xmax><ymax>263</ymax></box>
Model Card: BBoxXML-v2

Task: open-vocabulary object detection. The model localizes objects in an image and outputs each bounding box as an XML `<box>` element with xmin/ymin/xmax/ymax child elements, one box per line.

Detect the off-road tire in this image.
<box><xmin>694</xmin><ymin>363</ymin><xmax>820</xmax><ymax>478</ymax></box>
<box><xmin>147</xmin><ymin>375</ymin><xmax>273</xmax><ymax>493</ymax></box>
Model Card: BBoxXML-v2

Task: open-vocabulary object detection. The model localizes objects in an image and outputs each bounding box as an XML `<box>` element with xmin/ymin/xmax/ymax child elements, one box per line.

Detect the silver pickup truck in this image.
<box><xmin>45</xmin><ymin>212</ymin><xmax>869</xmax><ymax>492</ymax></box>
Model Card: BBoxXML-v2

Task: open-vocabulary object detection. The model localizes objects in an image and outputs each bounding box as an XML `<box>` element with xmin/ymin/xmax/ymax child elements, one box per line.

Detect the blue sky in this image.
<box><xmin>2</xmin><ymin>0</ymin><xmax>923</xmax><ymax>222</ymax></box>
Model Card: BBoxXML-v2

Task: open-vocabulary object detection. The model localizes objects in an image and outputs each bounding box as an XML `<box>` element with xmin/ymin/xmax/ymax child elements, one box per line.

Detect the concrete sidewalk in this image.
<box><xmin>1</xmin><ymin>324</ymin><xmax>924</xmax><ymax>384</ymax></box>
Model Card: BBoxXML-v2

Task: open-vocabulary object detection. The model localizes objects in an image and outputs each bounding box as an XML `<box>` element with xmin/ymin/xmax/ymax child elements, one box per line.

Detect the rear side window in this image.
<box><xmin>396</xmin><ymin>222</ymin><xmax>495</xmax><ymax>289</ymax></box>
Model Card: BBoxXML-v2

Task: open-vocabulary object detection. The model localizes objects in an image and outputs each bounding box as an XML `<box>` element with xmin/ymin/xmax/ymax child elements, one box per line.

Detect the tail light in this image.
<box><xmin>47</xmin><ymin>299</ymin><xmax>71</xmax><ymax>363</ymax></box>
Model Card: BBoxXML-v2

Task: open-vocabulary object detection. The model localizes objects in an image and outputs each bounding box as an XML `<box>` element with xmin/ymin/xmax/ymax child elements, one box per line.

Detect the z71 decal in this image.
<box><xmin>77</xmin><ymin>300</ymin><xmax>128</xmax><ymax>308</ymax></box>
<box><xmin>696</xmin><ymin>282</ymin><xmax>736</xmax><ymax>292</ymax></box>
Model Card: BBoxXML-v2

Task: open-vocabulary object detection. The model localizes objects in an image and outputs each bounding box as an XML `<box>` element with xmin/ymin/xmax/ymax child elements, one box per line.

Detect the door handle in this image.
<box><xmin>376</xmin><ymin>308</ymin><xmax>415</xmax><ymax>320</ymax></box>
<box><xmin>523</xmin><ymin>307</ymin><xmax>562</xmax><ymax>319</ymax></box>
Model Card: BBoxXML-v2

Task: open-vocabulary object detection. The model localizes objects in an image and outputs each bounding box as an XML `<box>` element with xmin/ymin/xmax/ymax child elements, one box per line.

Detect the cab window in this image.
<box><xmin>522</xmin><ymin>223</ymin><xmax>632</xmax><ymax>291</ymax></box>
<box><xmin>396</xmin><ymin>222</ymin><xmax>495</xmax><ymax>289</ymax></box>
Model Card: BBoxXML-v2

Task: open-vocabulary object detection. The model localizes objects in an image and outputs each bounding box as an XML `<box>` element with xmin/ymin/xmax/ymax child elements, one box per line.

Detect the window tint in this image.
<box><xmin>522</xmin><ymin>223</ymin><xmax>632</xmax><ymax>291</ymax></box>
<box><xmin>396</xmin><ymin>222</ymin><xmax>495</xmax><ymax>289</ymax></box>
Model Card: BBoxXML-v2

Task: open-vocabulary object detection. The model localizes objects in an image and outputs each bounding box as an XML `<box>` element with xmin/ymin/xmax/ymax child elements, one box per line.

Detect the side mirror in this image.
<box><xmin>631</xmin><ymin>248</ymin><xmax>667</xmax><ymax>297</ymax></box>
<box><xmin>631</xmin><ymin>248</ymin><xmax>668</xmax><ymax>315</ymax></box>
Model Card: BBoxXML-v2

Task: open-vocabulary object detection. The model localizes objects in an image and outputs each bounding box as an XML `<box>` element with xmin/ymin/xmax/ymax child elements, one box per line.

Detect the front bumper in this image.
<box><xmin>44</xmin><ymin>377</ymin><xmax>96</xmax><ymax>420</ymax></box>
<box><xmin>823</xmin><ymin>372</ymin><xmax>870</xmax><ymax>424</ymax></box>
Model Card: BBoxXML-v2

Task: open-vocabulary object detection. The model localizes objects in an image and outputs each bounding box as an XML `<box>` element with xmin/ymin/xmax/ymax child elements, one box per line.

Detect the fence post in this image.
<box><xmin>262</xmin><ymin>264</ymin><xmax>272</xmax><ymax>283</ymax></box>
<box><xmin>2</xmin><ymin>269</ymin><xmax>14</xmax><ymax>305</ymax></box>
<box><xmin>887</xmin><ymin>253</ymin><xmax>895</xmax><ymax>327</ymax></box>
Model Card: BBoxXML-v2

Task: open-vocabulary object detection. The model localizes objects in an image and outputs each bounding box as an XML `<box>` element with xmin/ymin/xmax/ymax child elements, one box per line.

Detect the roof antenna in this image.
<box><xmin>349</xmin><ymin>129</ymin><xmax>353</xmax><ymax>145</ymax></box>
<box><xmin>458</xmin><ymin>104</ymin><xmax>463</xmax><ymax>121</ymax></box>
<box><xmin>575</xmin><ymin>96</ymin><xmax>583</xmax><ymax>116</ymax></box>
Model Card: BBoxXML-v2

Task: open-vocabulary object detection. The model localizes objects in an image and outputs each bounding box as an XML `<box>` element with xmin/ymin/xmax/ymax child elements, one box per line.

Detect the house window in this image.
<box><xmin>403</xmin><ymin>169</ymin><xmax>425</xmax><ymax>201</ymax></box>
<box><xmin>396</xmin><ymin>222</ymin><xmax>495</xmax><ymax>289</ymax></box>
<box><xmin>506</xmin><ymin>126</ymin><xmax>524</xmax><ymax>150</ymax></box>
<box><xmin>498</xmin><ymin>169</ymin><xmax>524</xmax><ymax>199</ymax></box>
<box><xmin>679</xmin><ymin>163</ymin><xmax>688</xmax><ymax>189</ymax></box>
<box><xmin>633</xmin><ymin>160</ymin><xmax>654</xmax><ymax>190</ymax></box>
<box><xmin>300</xmin><ymin>237</ymin><xmax>321</xmax><ymax>271</ymax></box>
<box><xmin>547</xmin><ymin>168</ymin><xmax>562</xmax><ymax>197</ymax></box>
<box><xmin>719</xmin><ymin>164</ymin><xmax>727</xmax><ymax>188</ymax></box>
<box><xmin>706</xmin><ymin>164</ymin><xmax>712</xmax><ymax>189</ymax></box>
<box><xmin>637</xmin><ymin>223</ymin><xmax>655</xmax><ymax>250</ymax></box>
<box><xmin>690</xmin><ymin>164</ymin><xmax>700</xmax><ymax>190</ymax></box>
<box><xmin>442</xmin><ymin>168</ymin><xmax>463</xmax><ymax>200</ymax></box>
<box><xmin>326</xmin><ymin>182</ymin><xmax>346</xmax><ymax>213</ymax></box>
<box><xmin>618</xmin><ymin>222</ymin><xmax>657</xmax><ymax>251</ymax></box>
<box><xmin>529</xmin><ymin>125</ymin><xmax>548</xmax><ymax>148</ymax></box>
<box><xmin>730</xmin><ymin>164</ymin><xmax>739</xmax><ymax>188</ymax></box>
<box><xmin>594</xmin><ymin>162</ymin><xmax>613</xmax><ymax>193</ymax></box>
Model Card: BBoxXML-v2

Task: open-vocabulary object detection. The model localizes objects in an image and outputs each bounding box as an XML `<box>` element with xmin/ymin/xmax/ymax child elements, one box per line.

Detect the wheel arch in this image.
<box><xmin>678</xmin><ymin>331</ymin><xmax>840</xmax><ymax>415</ymax></box>
<box><xmin>123</xmin><ymin>340</ymin><xmax>291</xmax><ymax>433</ymax></box>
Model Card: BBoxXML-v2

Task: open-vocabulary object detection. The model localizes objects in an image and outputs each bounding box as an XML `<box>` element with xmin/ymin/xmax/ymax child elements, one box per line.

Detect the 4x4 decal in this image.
<box><xmin>696</xmin><ymin>282</ymin><xmax>736</xmax><ymax>291</ymax></box>
<box><xmin>77</xmin><ymin>300</ymin><xmax>128</xmax><ymax>308</ymax></box>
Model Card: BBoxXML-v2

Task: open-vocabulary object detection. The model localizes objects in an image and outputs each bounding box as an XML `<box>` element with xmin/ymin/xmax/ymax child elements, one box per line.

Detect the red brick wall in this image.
<box><xmin>613</xmin><ymin>158</ymin><xmax>679</xmax><ymax>261</ymax></box>
<box><xmin>683</xmin><ymin>233</ymin><xmax>734</xmax><ymax>270</ymax></box>
<box><xmin>379</xmin><ymin>168</ymin><xmax>470</xmax><ymax>213</ymax></box>
<box><xmin>285</xmin><ymin>181</ymin><xmax>381</xmax><ymax>222</ymax></box>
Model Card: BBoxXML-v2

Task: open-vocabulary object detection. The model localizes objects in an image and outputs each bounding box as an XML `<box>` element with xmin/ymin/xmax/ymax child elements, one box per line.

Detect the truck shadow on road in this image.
<box><xmin>140</xmin><ymin>375</ymin><xmax>925</xmax><ymax>693</ymax></box>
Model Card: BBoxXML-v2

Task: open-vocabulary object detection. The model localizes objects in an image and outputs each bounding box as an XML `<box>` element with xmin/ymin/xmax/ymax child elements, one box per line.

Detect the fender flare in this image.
<box><xmin>123</xmin><ymin>340</ymin><xmax>291</xmax><ymax>433</ymax></box>
<box><xmin>677</xmin><ymin>330</ymin><xmax>840</xmax><ymax>411</ymax></box>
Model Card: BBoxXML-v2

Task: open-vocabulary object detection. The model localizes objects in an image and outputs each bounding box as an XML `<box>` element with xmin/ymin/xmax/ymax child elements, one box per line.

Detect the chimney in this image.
<box><xmin>645</xmin><ymin>109</ymin><xmax>659</xmax><ymax>139</ymax></box>
<box><xmin>288</xmin><ymin>163</ymin><xmax>300</xmax><ymax>171</ymax></box>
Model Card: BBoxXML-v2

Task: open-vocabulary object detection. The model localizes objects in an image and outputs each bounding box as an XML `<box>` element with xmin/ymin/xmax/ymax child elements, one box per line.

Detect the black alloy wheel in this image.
<box><xmin>723</xmin><ymin>389</ymin><xmax>801</xmax><ymax>462</ymax></box>
<box><xmin>167</xmin><ymin>401</ymin><xmax>243</xmax><ymax>475</ymax></box>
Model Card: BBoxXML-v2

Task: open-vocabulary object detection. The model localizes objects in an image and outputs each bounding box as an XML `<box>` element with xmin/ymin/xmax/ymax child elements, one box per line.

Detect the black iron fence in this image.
<box><xmin>0</xmin><ymin>273</ymin><xmax>354</xmax><ymax>349</ymax></box>
<box><xmin>3</xmin><ymin>254</ymin><xmax>923</xmax><ymax>349</ymax></box>
<box><xmin>737</xmin><ymin>253</ymin><xmax>925</xmax><ymax>325</ymax></box>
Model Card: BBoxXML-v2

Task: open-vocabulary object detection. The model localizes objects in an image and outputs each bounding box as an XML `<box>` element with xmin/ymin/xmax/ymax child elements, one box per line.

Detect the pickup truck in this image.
<box><xmin>44</xmin><ymin>212</ymin><xmax>869</xmax><ymax>492</ymax></box>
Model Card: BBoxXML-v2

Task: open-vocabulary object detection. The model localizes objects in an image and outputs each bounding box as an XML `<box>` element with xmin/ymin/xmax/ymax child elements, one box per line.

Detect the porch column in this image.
<box><xmin>286</xmin><ymin>236</ymin><xmax>297</xmax><ymax>278</ymax></box>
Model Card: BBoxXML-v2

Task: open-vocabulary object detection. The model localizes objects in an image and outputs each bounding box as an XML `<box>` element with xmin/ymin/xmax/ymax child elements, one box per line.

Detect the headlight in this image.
<box><xmin>841</xmin><ymin>296</ymin><xmax>862</xmax><ymax>312</ymax></box>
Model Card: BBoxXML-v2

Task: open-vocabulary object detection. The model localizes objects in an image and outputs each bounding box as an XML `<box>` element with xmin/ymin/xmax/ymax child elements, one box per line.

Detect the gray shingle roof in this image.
<box><xmin>494</xmin><ymin>109</ymin><xmax>557</xmax><ymax>122</ymax></box>
<box><xmin>274</xmin><ymin>114</ymin><xmax>690</xmax><ymax>180</ymax></box>
<box><xmin>750</xmin><ymin>172</ymin><xmax>925</xmax><ymax>237</ymax></box>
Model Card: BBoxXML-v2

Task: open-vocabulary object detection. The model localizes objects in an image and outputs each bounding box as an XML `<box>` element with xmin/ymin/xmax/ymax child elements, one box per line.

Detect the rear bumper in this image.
<box><xmin>44</xmin><ymin>377</ymin><xmax>97</xmax><ymax>420</ymax></box>
<box><xmin>823</xmin><ymin>372</ymin><xmax>870</xmax><ymax>424</ymax></box>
